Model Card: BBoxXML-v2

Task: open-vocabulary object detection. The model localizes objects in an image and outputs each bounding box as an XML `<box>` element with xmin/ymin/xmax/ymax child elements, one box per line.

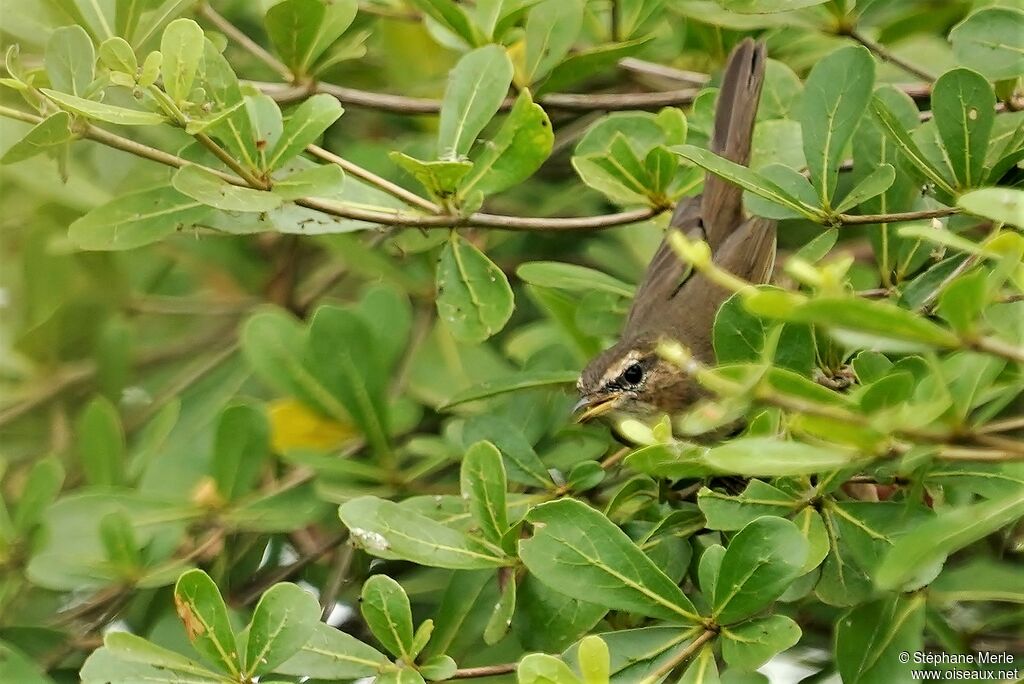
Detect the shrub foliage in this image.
<box><xmin>0</xmin><ymin>0</ymin><xmax>1022</xmax><ymax>682</ymax></box>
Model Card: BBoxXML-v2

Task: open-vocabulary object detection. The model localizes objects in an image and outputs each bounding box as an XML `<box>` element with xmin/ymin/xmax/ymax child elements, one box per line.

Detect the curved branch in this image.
<box><xmin>252</xmin><ymin>80</ymin><xmax>701</xmax><ymax>113</ymax></box>
<box><xmin>836</xmin><ymin>206</ymin><xmax>959</xmax><ymax>226</ymax></box>
<box><xmin>0</xmin><ymin>105</ymin><xmax>664</xmax><ymax>232</ymax></box>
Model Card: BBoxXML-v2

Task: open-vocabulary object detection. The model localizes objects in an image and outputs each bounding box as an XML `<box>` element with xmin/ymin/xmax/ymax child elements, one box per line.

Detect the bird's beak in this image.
<box><xmin>573</xmin><ymin>395</ymin><xmax>618</xmax><ymax>423</ymax></box>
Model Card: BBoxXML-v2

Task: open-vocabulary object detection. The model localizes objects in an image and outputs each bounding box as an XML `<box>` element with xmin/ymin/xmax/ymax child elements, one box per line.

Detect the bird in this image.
<box><xmin>575</xmin><ymin>38</ymin><xmax>777</xmax><ymax>423</ymax></box>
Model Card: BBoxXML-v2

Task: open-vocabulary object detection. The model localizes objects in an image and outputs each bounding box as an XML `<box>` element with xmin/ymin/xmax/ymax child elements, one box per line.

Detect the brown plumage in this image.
<box><xmin>576</xmin><ymin>39</ymin><xmax>777</xmax><ymax>421</ymax></box>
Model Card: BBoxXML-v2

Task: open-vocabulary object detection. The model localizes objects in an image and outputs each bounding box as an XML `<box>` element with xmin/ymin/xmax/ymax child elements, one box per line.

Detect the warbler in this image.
<box><xmin>576</xmin><ymin>38</ymin><xmax>776</xmax><ymax>422</ymax></box>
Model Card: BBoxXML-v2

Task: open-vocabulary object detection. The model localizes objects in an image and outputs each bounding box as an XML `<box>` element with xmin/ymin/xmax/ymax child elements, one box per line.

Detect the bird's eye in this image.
<box><xmin>622</xmin><ymin>362</ymin><xmax>644</xmax><ymax>385</ymax></box>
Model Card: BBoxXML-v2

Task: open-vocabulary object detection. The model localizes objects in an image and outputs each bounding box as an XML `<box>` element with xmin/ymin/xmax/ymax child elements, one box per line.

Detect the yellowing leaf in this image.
<box><xmin>268</xmin><ymin>398</ymin><xmax>357</xmax><ymax>452</ymax></box>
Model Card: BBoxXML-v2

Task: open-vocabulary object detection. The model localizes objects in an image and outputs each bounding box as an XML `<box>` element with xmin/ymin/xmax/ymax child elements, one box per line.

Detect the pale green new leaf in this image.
<box><xmin>438</xmin><ymin>45</ymin><xmax>513</xmax><ymax>159</ymax></box>
<box><xmin>41</xmin><ymin>89</ymin><xmax>167</xmax><ymax>126</ymax></box>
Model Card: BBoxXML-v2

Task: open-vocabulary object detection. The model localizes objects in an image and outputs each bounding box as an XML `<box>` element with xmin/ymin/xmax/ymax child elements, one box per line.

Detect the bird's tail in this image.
<box><xmin>699</xmin><ymin>38</ymin><xmax>768</xmax><ymax>250</ymax></box>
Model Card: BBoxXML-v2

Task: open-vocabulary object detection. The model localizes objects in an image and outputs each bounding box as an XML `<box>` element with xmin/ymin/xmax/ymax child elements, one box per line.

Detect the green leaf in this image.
<box><xmin>13</xmin><ymin>458</ymin><xmax>64</xmax><ymax>534</ymax></box>
<box><xmin>868</xmin><ymin>96</ymin><xmax>957</xmax><ymax>198</ymax></box>
<box><xmin>721</xmin><ymin>615</ymin><xmax>801</xmax><ymax>671</ymax></box>
<box><xmin>518</xmin><ymin>653</ymin><xmax>582</xmax><ymax>684</ymax></box>
<box><xmin>801</xmin><ymin>45</ymin><xmax>875</xmax><ymax>208</ymax></box>
<box><xmin>99</xmin><ymin>36</ymin><xmax>138</xmax><ymax>74</ymax></box>
<box><xmin>419</xmin><ymin>654</ymin><xmax>457</xmax><ymax>681</ymax></box>
<box><xmin>539</xmin><ymin>37</ymin><xmax>653</xmax><ymax>95</ymax></box>
<box><xmin>929</xmin><ymin>559</ymin><xmax>1024</xmax><ymax>604</ymax></box>
<box><xmin>1</xmin><ymin>112</ymin><xmax>74</xmax><ymax>164</ymax></box>
<box><xmin>936</xmin><ymin>269</ymin><xmax>989</xmax><ymax>334</ymax></box>
<box><xmin>834</xmin><ymin>163</ymin><xmax>895</xmax><ymax>214</ymax></box>
<box><xmin>390</xmin><ymin>152</ymin><xmax>473</xmax><ymax>201</ymax></box>
<box><xmin>520</xmin><ymin>499</ymin><xmax>701</xmax><ymax>623</ymax></box>
<box><xmin>703</xmin><ymin>438</ymin><xmax>860</xmax><ymax>477</ymax></box>
<box><xmin>407</xmin><ymin>0</ymin><xmax>484</xmax><ymax>48</ymax></box>
<box><xmin>172</xmin><ymin>165</ymin><xmax>283</xmax><ymax>212</ymax></box>
<box><xmin>304</xmin><ymin>0</ymin><xmax>359</xmax><ymax>72</ymax></box>
<box><xmin>515</xmin><ymin>574</ymin><xmax>607</xmax><ymax>652</ymax></box>
<box><xmin>244</xmin><ymin>583</ymin><xmax>320</xmax><ymax>675</ymax></box>
<box><xmin>743</xmin><ymin>163</ymin><xmax>818</xmax><ymax>220</ymax></box>
<box><xmin>517</xmin><ymin>261</ymin><xmax>634</xmax><ymax>297</ymax></box>
<box><xmin>173</xmin><ymin>569</ymin><xmax>241</xmax><ymax>676</ymax></box>
<box><xmin>41</xmin><ymin>89</ymin><xmax>167</xmax><ymax>126</ymax></box>
<box><xmin>69</xmin><ymin>186</ymin><xmax>209</xmax><ymax>251</ymax></box>
<box><xmin>463</xmin><ymin>414</ymin><xmax>552</xmax><ymax>488</ymax></box>
<box><xmin>85</xmin><ymin>631</ymin><xmax>222</xmax><ymax>681</ymax></box>
<box><xmin>522</xmin><ymin>0</ymin><xmax>584</xmax><ymax>83</ymax></box>
<box><xmin>241</xmin><ymin>308</ymin><xmax>346</xmax><ymax>421</ymax></box>
<box><xmin>275</xmin><ymin>621</ymin><xmax>390</xmax><ymax>679</ymax></box>
<box><xmin>835</xmin><ymin>595</ymin><xmax>925</xmax><ymax>684</ymax></box>
<box><xmin>272</xmin><ymin>163</ymin><xmax>345</xmax><ymax>200</ymax></box>
<box><xmin>46</xmin><ymin>25</ymin><xmax>95</xmax><ymax>96</ymax></box>
<box><xmin>719</xmin><ymin>0</ymin><xmax>828</xmax><ymax>12</ymax></box>
<box><xmin>932</xmin><ymin>69</ymin><xmax>995</xmax><ymax>190</ymax></box>
<box><xmin>950</xmin><ymin>7</ymin><xmax>1024</xmax><ymax>81</ymax></box>
<box><xmin>697</xmin><ymin>481</ymin><xmax>800</xmax><ymax>531</ymax></box>
<box><xmin>116</xmin><ymin>0</ymin><xmax>151</xmax><ymax>43</ymax></box>
<box><xmin>712</xmin><ymin>516</ymin><xmax>808</xmax><ymax>624</ymax></box>
<box><xmin>438</xmin><ymin>45</ymin><xmax>513</xmax><ymax>159</ymax></box>
<box><xmin>211</xmin><ymin>402</ymin><xmax>269</xmax><ymax>501</ymax></box>
<box><xmin>99</xmin><ymin>510</ymin><xmax>140</xmax><ymax>571</ymax></box>
<box><xmin>265</xmin><ymin>0</ymin><xmax>321</xmax><ymax>73</ymax></box>
<box><xmin>784</xmin><ymin>296</ymin><xmax>961</xmax><ymax>352</ymax></box>
<box><xmin>361</xmin><ymin>575</ymin><xmax>415</xmax><ymax>660</ymax></box>
<box><xmin>266</xmin><ymin>93</ymin><xmax>343</xmax><ymax>170</ymax></box>
<box><xmin>876</xmin><ymin>493</ymin><xmax>1024</xmax><ymax>591</ymax></box>
<box><xmin>201</xmin><ymin>39</ymin><xmax>256</xmax><ymax>167</ymax></box>
<box><xmin>483</xmin><ymin>578</ymin><xmax>516</xmax><ymax>644</ymax></box>
<box><xmin>714</xmin><ymin>288</ymin><xmax>814</xmax><ymax>374</ymax></box>
<box><xmin>461</xmin><ymin>441</ymin><xmax>509</xmax><ymax>546</ymax></box>
<box><xmin>461</xmin><ymin>89</ymin><xmax>553</xmax><ymax>198</ymax></box>
<box><xmin>577</xmin><ymin>635</ymin><xmax>610</xmax><ymax>684</ymax></box>
<box><xmin>672</xmin><ymin>145</ymin><xmax>821</xmax><ymax>220</ymax></box>
<box><xmin>436</xmin><ymin>232</ymin><xmax>514</xmax><ymax>342</ymax></box>
<box><xmin>76</xmin><ymin>396</ymin><xmax>126</xmax><ymax>487</ymax></box>
<box><xmin>160</xmin><ymin>18</ymin><xmax>204</xmax><ymax>102</ymax></box>
<box><xmin>958</xmin><ymin>187</ymin><xmax>1024</xmax><ymax>227</ymax></box>
<box><xmin>339</xmin><ymin>496</ymin><xmax>511</xmax><ymax>569</ymax></box>
<box><xmin>439</xmin><ymin>369</ymin><xmax>578</xmax><ymax>408</ymax></box>
<box><xmin>306</xmin><ymin>305</ymin><xmax>390</xmax><ymax>456</ymax></box>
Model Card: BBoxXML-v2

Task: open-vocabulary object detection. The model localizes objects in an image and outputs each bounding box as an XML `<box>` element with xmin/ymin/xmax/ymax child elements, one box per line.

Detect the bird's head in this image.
<box><xmin>574</xmin><ymin>336</ymin><xmax>696</xmax><ymax>422</ymax></box>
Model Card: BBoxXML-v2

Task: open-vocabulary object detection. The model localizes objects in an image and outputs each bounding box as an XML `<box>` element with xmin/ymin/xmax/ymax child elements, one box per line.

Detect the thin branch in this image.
<box><xmin>638</xmin><ymin>629</ymin><xmax>717</xmax><ymax>684</ymax></box>
<box><xmin>195</xmin><ymin>132</ymin><xmax>269</xmax><ymax>189</ymax></box>
<box><xmin>254</xmin><ymin>80</ymin><xmax>701</xmax><ymax>113</ymax></box>
<box><xmin>618</xmin><ymin>58</ymin><xmax>710</xmax><ymax>87</ymax></box>
<box><xmin>198</xmin><ymin>3</ymin><xmax>292</xmax><ymax>81</ymax></box>
<box><xmin>450</xmin><ymin>663</ymin><xmax>519</xmax><ymax>679</ymax></box>
<box><xmin>836</xmin><ymin>206</ymin><xmax>959</xmax><ymax>226</ymax></box>
<box><xmin>845</xmin><ymin>29</ymin><xmax>936</xmax><ymax>82</ymax></box>
<box><xmin>977</xmin><ymin>415</ymin><xmax>1024</xmax><ymax>435</ymax></box>
<box><xmin>970</xmin><ymin>335</ymin><xmax>1024</xmax><ymax>364</ymax></box>
<box><xmin>0</xmin><ymin>105</ymin><xmax>664</xmax><ymax>232</ymax></box>
<box><xmin>306</xmin><ymin>144</ymin><xmax>439</xmax><ymax>212</ymax></box>
<box><xmin>0</xmin><ymin>323</ymin><xmax>234</xmax><ymax>427</ymax></box>
<box><xmin>231</xmin><ymin>532</ymin><xmax>349</xmax><ymax>606</ymax></box>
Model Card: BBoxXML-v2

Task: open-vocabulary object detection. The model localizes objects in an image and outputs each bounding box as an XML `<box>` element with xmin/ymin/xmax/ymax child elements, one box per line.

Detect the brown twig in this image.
<box><xmin>638</xmin><ymin>629</ymin><xmax>717</xmax><ymax>684</ymax></box>
<box><xmin>0</xmin><ymin>105</ymin><xmax>666</xmax><ymax>233</ymax></box>
<box><xmin>450</xmin><ymin>662</ymin><xmax>519</xmax><ymax>679</ymax></box>
<box><xmin>844</xmin><ymin>29</ymin><xmax>936</xmax><ymax>82</ymax></box>
<box><xmin>255</xmin><ymin>80</ymin><xmax>702</xmax><ymax>113</ymax></box>
<box><xmin>231</xmin><ymin>531</ymin><xmax>349</xmax><ymax>606</ymax></box>
<box><xmin>0</xmin><ymin>323</ymin><xmax>234</xmax><ymax>427</ymax></box>
<box><xmin>306</xmin><ymin>144</ymin><xmax>439</xmax><ymax>212</ymax></box>
<box><xmin>836</xmin><ymin>206</ymin><xmax>959</xmax><ymax>226</ymax></box>
<box><xmin>197</xmin><ymin>3</ymin><xmax>293</xmax><ymax>81</ymax></box>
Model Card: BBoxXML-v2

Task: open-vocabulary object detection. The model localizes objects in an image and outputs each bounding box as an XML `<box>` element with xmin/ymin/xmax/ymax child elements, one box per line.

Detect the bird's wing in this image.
<box><xmin>622</xmin><ymin>197</ymin><xmax>704</xmax><ymax>332</ymax></box>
